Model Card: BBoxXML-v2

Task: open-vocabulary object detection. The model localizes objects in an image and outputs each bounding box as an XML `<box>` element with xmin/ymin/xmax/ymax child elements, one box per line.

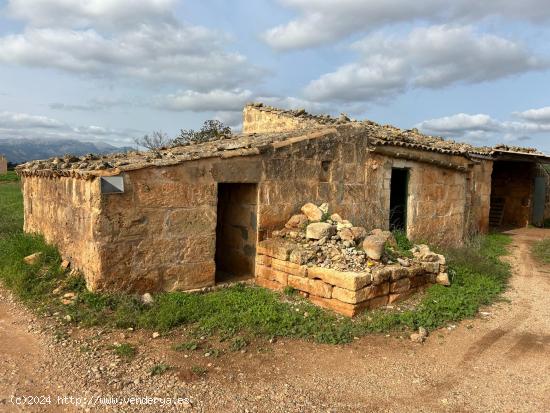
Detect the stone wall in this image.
<box><xmin>0</xmin><ymin>155</ymin><xmax>7</xmax><ymax>174</ymax></box>
<box><xmin>255</xmin><ymin>238</ymin><xmax>447</xmax><ymax>317</ymax></box>
<box><xmin>21</xmin><ymin>176</ymin><xmax>102</xmax><ymax>286</ymax></box>
<box><xmin>242</xmin><ymin>105</ymin><xmax>322</xmax><ymax>134</ymax></box>
<box><xmin>364</xmin><ymin>150</ymin><xmax>473</xmax><ymax>245</ymax></box>
<box><xmin>257</xmin><ymin>130</ymin><xmax>370</xmax><ymax>241</ymax></box>
<box><xmin>20</xmin><ymin>128</ymin><xmax>493</xmax><ymax>293</ymax></box>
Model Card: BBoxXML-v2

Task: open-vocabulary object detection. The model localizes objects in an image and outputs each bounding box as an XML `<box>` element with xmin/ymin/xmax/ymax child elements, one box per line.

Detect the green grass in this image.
<box><xmin>111</xmin><ymin>343</ymin><xmax>137</xmax><ymax>360</ymax></box>
<box><xmin>0</xmin><ymin>183</ymin><xmax>513</xmax><ymax>345</ymax></box>
<box><xmin>150</xmin><ymin>363</ymin><xmax>170</xmax><ymax>376</ymax></box>
<box><xmin>0</xmin><ymin>171</ymin><xmax>19</xmax><ymax>183</ymax></box>
<box><xmin>532</xmin><ymin>238</ymin><xmax>550</xmax><ymax>264</ymax></box>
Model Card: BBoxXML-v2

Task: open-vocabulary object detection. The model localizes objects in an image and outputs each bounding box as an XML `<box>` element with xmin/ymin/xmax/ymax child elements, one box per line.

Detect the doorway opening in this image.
<box><xmin>390</xmin><ymin>168</ymin><xmax>409</xmax><ymax>231</ymax></box>
<box><xmin>215</xmin><ymin>183</ymin><xmax>258</xmax><ymax>283</ymax></box>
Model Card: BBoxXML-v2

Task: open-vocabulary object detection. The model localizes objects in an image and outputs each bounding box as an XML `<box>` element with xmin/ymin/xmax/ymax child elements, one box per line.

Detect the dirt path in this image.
<box><xmin>1</xmin><ymin>228</ymin><xmax>549</xmax><ymax>412</ymax></box>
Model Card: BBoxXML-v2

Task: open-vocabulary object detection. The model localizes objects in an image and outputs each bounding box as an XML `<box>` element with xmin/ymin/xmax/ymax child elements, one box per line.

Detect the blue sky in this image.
<box><xmin>0</xmin><ymin>0</ymin><xmax>549</xmax><ymax>152</ymax></box>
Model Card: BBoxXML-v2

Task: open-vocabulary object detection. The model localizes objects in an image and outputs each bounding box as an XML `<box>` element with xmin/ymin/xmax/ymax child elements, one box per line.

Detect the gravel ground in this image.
<box><xmin>1</xmin><ymin>227</ymin><xmax>549</xmax><ymax>412</ymax></box>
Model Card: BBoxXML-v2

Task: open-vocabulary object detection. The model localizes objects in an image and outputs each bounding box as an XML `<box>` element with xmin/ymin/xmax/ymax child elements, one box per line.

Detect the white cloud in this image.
<box><xmin>153</xmin><ymin>89</ymin><xmax>253</xmax><ymax>112</ymax></box>
<box><xmin>7</xmin><ymin>0</ymin><xmax>176</xmax><ymax>29</ymax></box>
<box><xmin>0</xmin><ymin>24</ymin><xmax>259</xmax><ymax>91</ymax></box>
<box><xmin>265</xmin><ymin>0</ymin><xmax>550</xmax><ymax>50</ymax></box>
<box><xmin>514</xmin><ymin>106</ymin><xmax>550</xmax><ymax>123</ymax></box>
<box><xmin>417</xmin><ymin>113</ymin><xmax>501</xmax><ymax>136</ymax></box>
<box><xmin>417</xmin><ymin>110</ymin><xmax>550</xmax><ymax>147</ymax></box>
<box><xmin>0</xmin><ymin>111</ymin><xmax>64</xmax><ymax>128</ymax></box>
<box><xmin>304</xmin><ymin>25</ymin><xmax>547</xmax><ymax>102</ymax></box>
<box><xmin>0</xmin><ymin>111</ymin><xmax>141</xmax><ymax>145</ymax></box>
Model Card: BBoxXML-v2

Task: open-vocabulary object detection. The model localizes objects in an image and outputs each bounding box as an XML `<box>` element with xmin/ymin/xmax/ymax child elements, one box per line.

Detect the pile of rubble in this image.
<box><xmin>256</xmin><ymin>202</ymin><xmax>450</xmax><ymax>316</ymax></box>
<box><xmin>271</xmin><ymin>202</ymin><xmax>407</xmax><ymax>272</ymax></box>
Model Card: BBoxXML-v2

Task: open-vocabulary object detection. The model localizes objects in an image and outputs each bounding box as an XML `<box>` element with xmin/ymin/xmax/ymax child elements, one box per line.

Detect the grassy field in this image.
<box><xmin>0</xmin><ymin>177</ymin><xmax>512</xmax><ymax>344</ymax></box>
<box><xmin>532</xmin><ymin>238</ymin><xmax>550</xmax><ymax>265</ymax></box>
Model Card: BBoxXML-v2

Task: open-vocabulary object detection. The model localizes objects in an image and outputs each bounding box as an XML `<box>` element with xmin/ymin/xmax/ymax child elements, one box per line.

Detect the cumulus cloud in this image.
<box><xmin>514</xmin><ymin>106</ymin><xmax>550</xmax><ymax>123</ymax></box>
<box><xmin>153</xmin><ymin>89</ymin><xmax>253</xmax><ymax>112</ymax></box>
<box><xmin>0</xmin><ymin>0</ymin><xmax>262</xmax><ymax>96</ymax></box>
<box><xmin>416</xmin><ymin>113</ymin><xmax>501</xmax><ymax>136</ymax></box>
<box><xmin>304</xmin><ymin>25</ymin><xmax>547</xmax><ymax>102</ymax></box>
<box><xmin>265</xmin><ymin>0</ymin><xmax>550</xmax><ymax>50</ymax></box>
<box><xmin>417</xmin><ymin>108</ymin><xmax>550</xmax><ymax>148</ymax></box>
<box><xmin>0</xmin><ymin>111</ymin><xmax>140</xmax><ymax>145</ymax></box>
<box><xmin>7</xmin><ymin>0</ymin><xmax>176</xmax><ymax>29</ymax></box>
<box><xmin>0</xmin><ymin>24</ymin><xmax>259</xmax><ymax>91</ymax></box>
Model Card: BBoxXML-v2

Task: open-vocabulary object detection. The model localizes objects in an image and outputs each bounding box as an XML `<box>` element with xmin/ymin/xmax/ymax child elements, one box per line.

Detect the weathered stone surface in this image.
<box><xmin>390</xmin><ymin>278</ymin><xmax>411</xmax><ymax>293</ymax></box>
<box><xmin>350</xmin><ymin>226</ymin><xmax>367</xmax><ymax>241</ymax></box>
<box><xmin>363</xmin><ymin>283</ymin><xmax>390</xmax><ymax>300</ymax></box>
<box><xmin>308</xmin><ymin>279</ymin><xmax>332</xmax><ymax>298</ymax></box>
<box><xmin>255</xmin><ymin>264</ymin><xmax>289</xmax><ymax>285</ymax></box>
<box><xmin>23</xmin><ymin>252</ymin><xmax>43</xmax><ymax>265</ymax></box>
<box><xmin>256</xmin><ymin>254</ymin><xmax>272</xmax><ymax>266</ymax></box>
<box><xmin>390</xmin><ymin>266</ymin><xmax>410</xmax><ymax>281</ymax></box>
<box><xmin>330</xmin><ymin>213</ymin><xmax>343</xmax><ymax>223</ymax></box>
<box><xmin>436</xmin><ymin>273</ymin><xmax>451</xmax><ymax>286</ymax></box>
<box><xmin>289</xmin><ymin>247</ymin><xmax>309</xmax><ymax>265</ymax></box>
<box><xmin>308</xmin><ymin>267</ymin><xmax>371</xmax><ymax>290</ymax></box>
<box><xmin>367</xmin><ymin>295</ymin><xmax>389</xmax><ymax>310</ymax></box>
<box><xmin>388</xmin><ymin>290</ymin><xmax>415</xmax><ymax>304</ymax></box>
<box><xmin>308</xmin><ymin>295</ymin><xmax>363</xmax><ymax>317</ymax></box>
<box><xmin>332</xmin><ymin>286</ymin><xmax>368</xmax><ymax>304</ymax></box>
<box><xmin>370</xmin><ymin>229</ymin><xmax>397</xmax><ymax>247</ymax></box>
<box><xmin>271</xmin><ymin>258</ymin><xmax>307</xmax><ymax>277</ymax></box>
<box><xmin>257</xmin><ymin>238</ymin><xmax>295</xmax><ymax>260</ymax></box>
<box><xmin>301</xmin><ymin>203</ymin><xmax>323</xmax><ymax>221</ymax></box>
<box><xmin>339</xmin><ymin>228</ymin><xmax>354</xmax><ymax>242</ymax></box>
<box><xmin>421</xmin><ymin>262</ymin><xmax>440</xmax><ymax>273</ymax></box>
<box><xmin>362</xmin><ymin>235</ymin><xmax>386</xmax><ymax>260</ymax></box>
<box><xmin>288</xmin><ymin>274</ymin><xmax>310</xmax><ymax>292</ymax></box>
<box><xmin>371</xmin><ymin>267</ymin><xmax>392</xmax><ymax>285</ymax></box>
<box><xmin>306</xmin><ymin>222</ymin><xmax>336</xmax><ymax>240</ymax></box>
<box><xmin>163</xmin><ymin>261</ymin><xmax>215</xmax><ymax>291</ymax></box>
<box><xmin>256</xmin><ymin>277</ymin><xmax>284</xmax><ymax>292</ymax></box>
<box><xmin>285</xmin><ymin>214</ymin><xmax>308</xmax><ymax>229</ymax></box>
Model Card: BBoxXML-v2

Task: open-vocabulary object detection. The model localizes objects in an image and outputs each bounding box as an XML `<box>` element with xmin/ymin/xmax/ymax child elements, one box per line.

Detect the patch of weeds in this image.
<box><xmin>190</xmin><ymin>365</ymin><xmax>207</xmax><ymax>377</ymax></box>
<box><xmin>230</xmin><ymin>336</ymin><xmax>248</xmax><ymax>352</ymax></box>
<box><xmin>204</xmin><ymin>348</ymin><xmax>221</xmax><ymax>358</ymax></box>
<box><xmin>111</xmin><ymin>343</ymin><xmax>137</xmax><ymax>360</ymax></box>
<box><xmin>173</xmin><ymin>340</ymin><xmax>199</xmax><ymax>352</ymax></box>
<box><xmin>150</xmin><ymin>363</ymin><xmax>170</xmax><ymax>376</ymax></box>
<box><xmin>532</xmin><ymin>238</ymin><xmax>550</xmax><ymax>264</ymax></box>
<box><xmin>283</xmin><ymin>286</ymin><xmax>297</xmax><ymax>296</ymax></box>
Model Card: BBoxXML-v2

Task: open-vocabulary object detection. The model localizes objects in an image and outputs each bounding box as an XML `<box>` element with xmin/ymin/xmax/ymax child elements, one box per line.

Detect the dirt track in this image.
<box><xmin>1</xmin><ymin>228</ymin><xmax>549</xmax><ymax>412</ymax></box>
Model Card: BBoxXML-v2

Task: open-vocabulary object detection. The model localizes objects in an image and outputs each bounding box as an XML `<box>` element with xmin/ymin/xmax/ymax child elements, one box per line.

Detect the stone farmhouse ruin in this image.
<box><xmin>16</xmin><ymin>104</ymin><xmax>550</xmax><ymax>310</ymax></box>
<box><xmin>0</xmin><ymin>154</ymin><xmax>7</xmax><ymax>174</ymax></box>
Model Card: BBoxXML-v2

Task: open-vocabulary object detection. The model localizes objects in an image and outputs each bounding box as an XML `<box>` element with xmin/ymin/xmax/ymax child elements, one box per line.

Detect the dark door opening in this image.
<box><xmin>215</xmin><ymin>183</ymin><xmax>258</xmax><ymax>283</ymax></box>
<box><xmin>390</xmin><ymin>168</ymin><xmax>409</xmax><ymax>231</ymax></box>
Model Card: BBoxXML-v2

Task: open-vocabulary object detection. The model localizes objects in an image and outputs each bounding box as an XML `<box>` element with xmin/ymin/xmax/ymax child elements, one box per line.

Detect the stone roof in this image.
<box><xmin>16</xmin><ymin>104</ymin><xmax>547</xmax><ymax>179</ymax></box>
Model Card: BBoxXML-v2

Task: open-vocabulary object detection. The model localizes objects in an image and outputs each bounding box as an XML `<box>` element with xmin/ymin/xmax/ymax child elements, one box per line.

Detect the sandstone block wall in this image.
<box><xmin>21</xmin><ymin>176</ymin><xmax>102</xmax><ymax>284</ymax></box>
<box><xmin>242</xmin><ymin>105</ymin><xmax>322</xmax><ymax>134</ymax></box>
<box><xmin>257</xmin><ymin>130</ymin><xmax>370</xmax><ymax>240</ymax></box>
<box><xmin>256</xmin><ymin>238</ymin><xmax>446</xmax><ymax>317</ymax></box>
<box><xmin>0</xmin><ymin>155</ymin><xmax>7</xmax><ymax>174</ymax></box>
<box><xmin>365</xmin><ymin>151</ymin><xmax>471</xmax><ymax>245</ymax></box>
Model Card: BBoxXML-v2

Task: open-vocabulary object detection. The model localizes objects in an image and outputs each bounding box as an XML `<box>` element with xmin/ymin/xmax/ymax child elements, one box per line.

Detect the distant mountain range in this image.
<box><xmin>0</xmin><ymin>138</ymin><xmax>133</xmax><ymax>164</ymax></box>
